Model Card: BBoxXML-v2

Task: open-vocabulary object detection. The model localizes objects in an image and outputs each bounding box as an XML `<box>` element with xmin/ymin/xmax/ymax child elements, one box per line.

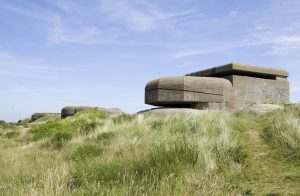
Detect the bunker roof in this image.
<box><xmin>186</xmin><ymin>62</ymin><xmax>288</xmax><ymax>78</ymax></box>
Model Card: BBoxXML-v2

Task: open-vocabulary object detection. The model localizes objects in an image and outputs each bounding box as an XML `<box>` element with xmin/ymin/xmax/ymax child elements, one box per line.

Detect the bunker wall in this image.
<box><xmin>224</xmin><ymin>75</ymin><xmax>289</xmax><ymax>108</ymax></box>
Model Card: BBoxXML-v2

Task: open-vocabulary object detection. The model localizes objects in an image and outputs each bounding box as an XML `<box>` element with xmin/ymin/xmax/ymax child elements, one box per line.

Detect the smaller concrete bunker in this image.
<box><xmin>145</xmin><ymin>76</ymin><xmax>234</xmax><ymax>110</ymax></box>
<box><xmin>31</xmin><ymin>113</ymin><xmax>58</xmax><ymax>122</ymax></box>
<box><xmin>61</xmin><ymin>106</ymin><xmax>124</xmax><ymax>119</ymax></box>
<box><xmin>61</xmin><ymin>106</ymin><xmax>94</xmax><ymax>119</ymax></box>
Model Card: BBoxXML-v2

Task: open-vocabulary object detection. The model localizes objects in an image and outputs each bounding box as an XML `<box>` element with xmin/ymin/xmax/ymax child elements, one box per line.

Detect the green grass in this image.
<box><xmin>4</xmin><ymin>131</ymin><xmax>20</xmax><ymax>138</ymax></box>
<box><xmin>262</xmin><ymin>105</ymin><xmax>300</xmax><ymax>160</ymax></box>
<box><xmin>29</xmin><ymin>108</ymin><xmax>106</xmax><ymax>140</ymax></box>
<box><xmin>72</xmin><ymin>144</ymin><xmax>104</xmax><ymax>162</ymax></box>
<box><xmin>33</xmin><ymin>114</ymin><xmax>61</xmax><ymax>123</ymax></box>
<box><xmin>0</xmin><ymin>105</ymin><xmax>300</xmax><ymax>195</ymax></box>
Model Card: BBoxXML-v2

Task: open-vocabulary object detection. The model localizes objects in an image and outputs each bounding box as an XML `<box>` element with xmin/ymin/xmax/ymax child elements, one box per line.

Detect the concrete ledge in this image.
<box><xmin>187</xmin><ymin>62</ymin><xmax>288</xmax><ymax>78</ymax></box>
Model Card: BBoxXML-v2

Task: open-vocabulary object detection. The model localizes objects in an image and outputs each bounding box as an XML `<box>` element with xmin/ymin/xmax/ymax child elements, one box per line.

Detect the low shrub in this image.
<box><xmin>79</xmin><ymin>120</ymin><xmax>97</xmax><ymax>135</ymax></box>
<box><xmin>97</xmin><ymin>131</ymin><xmax>117</xmax><ymax>142</ymax></box>
<box><xmin>5</xmin><ymin>131</ymin><xmax>20</xmax><ymax>138</ymax></box>
<box><xmin>72</xmin><ymin>161</ymin><xmax>125</xmax><ymax>187</ymax></box>
<box><xmin>112</xmin><ymin>114</ymin><xmax>136</xmax><ymax>124</ymax></box>
<box><xmin>72</xmin><ymin>144</ymin><xmax>104</xmax><ymax>162</ymax></box>
<box><xmin>30</xmin><ymin>121</ymin><xmax>75</xmax><ymax>140</ymax></box>
<box><xmin>48</xmin><ymin>132</ymin><xmax>73</xmax><ymax>149</ymax></box>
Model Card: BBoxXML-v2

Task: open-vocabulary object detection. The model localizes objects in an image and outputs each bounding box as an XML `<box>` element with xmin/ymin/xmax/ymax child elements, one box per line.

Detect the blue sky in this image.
<box><xmin>0</xmin><ymin>0</ymin><xmax>299</xmax><ymax>121</ymax></box>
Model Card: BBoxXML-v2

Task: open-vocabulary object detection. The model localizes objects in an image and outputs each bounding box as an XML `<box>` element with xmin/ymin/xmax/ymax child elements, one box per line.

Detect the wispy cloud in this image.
<box><xmin>229</xmin><ymin>10</ymin><xmax>238</xmax><ymax>17</ymax></box>
<box><xmin>174</xmin><ymin>35</ymin><xmax>300</xmax><ymax>58</ymax></box>
<box><xmin>49</xmin><ymin>0</ymin><xmax>82</xmax><ymax>14</ymax></box>
<box><xmin>98</xmin><ymin>0</ymin><xmax>197</xmax><ymax>32</ymax></box>
<box><xmin>1</xmin><ymin>0</ymin><xmax>199</xmax><ymax>45</ymax></box>
<box><xmin>175</xmin><ymin>61</ymin><xmax>196</xmax><ymax>68</ymax></box>
<box><xmin>48</xmin><ymin>16</ymin><xmax>120</xmax><ymax>45</ymax></box>
<box><xmin>265</xmin><ymin>36</ymin><xmax>300</xmax><ymax>55</ymax></box>
<box><xmin>1</xmin><ymin>1</ymin><xmax>120</xmax><ymax>45</ymax></box>
<box><xmin>0</xmin><ymin>51</ymin><xmax>69</xmax><ymax>80</ymax></box>
<box><xmin>172</xmin><ymin>39</ymin><xmax>265</xmax><ymax>58</ymax></box>
<box><xmin>1</xmin><ymin>1</ymin><xmax>55</xmax><ymax>22</ymax></box>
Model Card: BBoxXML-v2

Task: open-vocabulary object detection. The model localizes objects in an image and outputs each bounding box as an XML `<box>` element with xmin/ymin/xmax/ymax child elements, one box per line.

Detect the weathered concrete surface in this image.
<box><xmin>31</xmin><ymin>113</ymin><xmax>59</xmax><ymax>122</ymax></box>
<box><xmin>145</xmin><ymin>76</ymin><xmax>234</xmax><ymax>110</ymax></box>
<box><xmin>61</xmin><ymin>106</ymin><xmax>124</xmax><ymax>118</ymax></box>
<box><xmin>247</xmin><ymin>104</ymin><xmax>284</xmax><ymax>114</ymax></box>
<box><xmin>61</xmin><ymin>106</ymin><xmax>94</xmax><ymax>118</ymax></box>
<box><xmin>187</xmin><ymin>62</ymin><xmax>289</xmax><ymax>108</ymax></box>
<box><xmin>145</xmin><ymin>62</ymin><xmax>289</xmax><ymax>111</ymax></box>
<box><xmin>224</xmin><ymin>75</ymin><xmax>289</xmax><ymax>108</ymax></box>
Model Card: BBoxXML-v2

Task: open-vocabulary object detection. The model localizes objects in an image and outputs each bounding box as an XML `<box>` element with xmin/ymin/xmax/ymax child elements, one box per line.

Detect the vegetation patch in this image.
<box><xmin>1</xmin><ymin>105</ymin><xmax>300</xmax><ymax>195</ymax></box>
<box><xmin>5</xmin><ymin>131</ymin><xmax>20</xmax><ymax>139</ymax></box>
<box><xmin>72</xmin><ymin>144</ymin><xmax>104</xmax><ymax>162</ymax></box>
<box><xmin>263</xmin><ymin>105</ymin><xmax>300</xmax><ymax>160</ymax></box>
<box><xmin>112</xmin><ymin>114</ymin><xmax>136</xmax><ymax>124</ymax></box>
<box><xmin>30</xmin><ymin>109</ymin><xmax>105</xmax><ymax>140</ymax></box>
<box><xmin>48</xmin><ymin>132</ymin><xmax>73</xmax><ymax>149</ymax></box>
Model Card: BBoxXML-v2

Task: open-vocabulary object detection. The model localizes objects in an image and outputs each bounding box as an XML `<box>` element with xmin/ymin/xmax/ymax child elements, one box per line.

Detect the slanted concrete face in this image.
<box><xmin>145</xmin><ymin>76</ymin><xmax>234</xmax><ymax>110</ymax></box>
<box><xmin>31</xmin><ymin>113</ymin><xmax>58</xmax><ymax>122</ymax></box>
<box><xmin>187</xmin><ymin>63</ymin><xmax>289</xmax><ymax>108</ymax></box>
<box><xmin>61</xmin><ymin>106</ymin><xmax>95</xmax><ymax>118</ymax></box>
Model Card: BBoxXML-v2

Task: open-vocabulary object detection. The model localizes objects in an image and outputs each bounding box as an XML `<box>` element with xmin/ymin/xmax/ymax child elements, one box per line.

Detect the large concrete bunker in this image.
<box><xmin>145</xmin><ymin>63</ymin><xmax>289</xmax><ymax>110</ymax></box>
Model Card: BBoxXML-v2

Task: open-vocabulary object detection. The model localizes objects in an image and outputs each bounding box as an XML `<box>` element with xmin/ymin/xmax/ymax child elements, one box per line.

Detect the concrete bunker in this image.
<box><xmin>61</xmin><ymin>106</ymin><xmax>95</xmax><ymax>119</ymax></box>
<box><xmin>31</xmin><ymin>113</ymin><xmax>59</xmax><ymax>122</ymax></box>
<box><xmin>61</xmin><ymin>106</ymin><xmax>124</xmax><ymax>119</ymax></box>
<box><xmin>145</xmin><ymin>63</ymin><xmax>289</xmax><ymax>110</ymax></box>
<box><xmin>145</xmin><ymin>76</ymin><xmax>234</xmax><ymax>110</ymax></box>
<box><xmin>186</xmin><ymin>63</ymin><xmax>289</xmax><ymax>109</ymax></box>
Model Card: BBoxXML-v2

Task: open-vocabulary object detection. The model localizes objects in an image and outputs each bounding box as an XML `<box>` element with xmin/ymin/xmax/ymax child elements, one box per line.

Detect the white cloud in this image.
<box><xmin>48</xmin><ymin>16</ymin><xmax>120</xmax><ymax>45</ymax></box>
<box><xmin>0</xmin><ymin>51</ymin><xmax>69</xmax><ymax>80</ymax></box>
<box><xmin>2</xmin><ymin>2</ymin><xmax>54</xmax><ymax>21</ymax></box>
<box><xmin>229</xmin><ymin>10</ymin><xmax>238</xmax><ymax>17</ymax></box>
<box><xmin>172</xmin><ymin>39</ymin><xmax>269</xmax><ymax>58</ymax></box>
<box><xmin>173</xmin><ymin>31</ymin><xmax>300</xmax><ymax>58</ymax></box>
<box><xmin>50</xmin><ymin>0</ymin><xmax>81</xmax><ymax>13</ymax></box>
<box><xmin>98</xmin><ymin>0</ymin><xmax>196</xmax><ymax>32</ymax></box>
<box><xmin>265</xmin><ymin>36</ymin><xmax>300</xmax><ymax>55</ymax></box>
<box><xmin>175</xmin><ymin>61</ymin><xmax>196</xmax><ymax>68</ymax></box>
<box><xmin>2</xmin><ymin>1</ymin><xmax>120</xmax><ymax>45</ymax></box>
<box><xmin>2</xmin><ymin>0</ymin><xmax>199</xmax><ymax>44</ymax></box>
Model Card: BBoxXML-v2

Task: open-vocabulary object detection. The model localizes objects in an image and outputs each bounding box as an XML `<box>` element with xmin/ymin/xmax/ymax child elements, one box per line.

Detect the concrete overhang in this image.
<box><xmin>186</xmin><ymin>62</ymin><xmax>288</xmax><ymax>78</ymax></box>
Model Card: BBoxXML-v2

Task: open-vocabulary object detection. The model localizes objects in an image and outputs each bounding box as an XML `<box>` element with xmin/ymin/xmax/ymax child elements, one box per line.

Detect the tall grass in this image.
<box><xmin>263</xmin><ymin>105</ymin><xmax>300</xmax><ymax>160</ymax></box>
<box><xmin>1</xmin><ymin>105</ymin><xmax>300</xmax><ymax>195</ymax></box>
<box><xmin>64</xmin><ymin>112</ymin><xmax>245</xmax><ymax>195</ymax></box>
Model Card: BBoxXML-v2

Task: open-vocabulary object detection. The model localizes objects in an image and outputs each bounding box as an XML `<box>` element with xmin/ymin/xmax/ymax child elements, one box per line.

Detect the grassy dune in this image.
<box><xmin>0</xmin><ymin>106</ymin><xmax>300</xmax><ymax>195</ymax></box>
